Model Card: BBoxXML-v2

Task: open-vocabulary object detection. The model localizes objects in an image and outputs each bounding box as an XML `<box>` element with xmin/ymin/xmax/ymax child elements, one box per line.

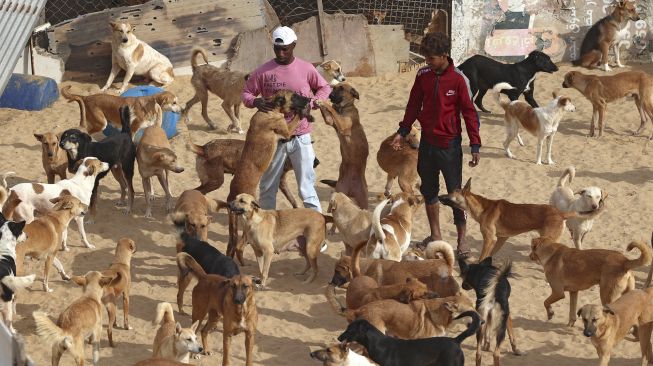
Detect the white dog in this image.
<box><xmin>317</xmin><ymin>60</ymin><xmax>346</xmax><ymax>86</ymax></box>
<box><xmin>102</xmin><ymin>22</ymin><xmax>175</xmax><ymax>93</ymax></box>
<box><xmin>494</xmin><ymin>83</ymin><xmax>576</xmax><ymax>165</ymax></box>
<box><xmin>549</xmin><ymin>166</ymin><xmax>607</xmax><ymax>249</ymax></box>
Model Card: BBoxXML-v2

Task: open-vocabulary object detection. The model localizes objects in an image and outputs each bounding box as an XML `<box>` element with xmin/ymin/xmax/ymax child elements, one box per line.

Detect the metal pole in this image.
<box><xmin>29</xmin><ymin>36</ymin><xmax>35</xmax><ymax>75</ymax></box>
<box><xmin>316</xmin><ymin>0</ymin><xmax>328</xmax><ymax>57</ymax></box>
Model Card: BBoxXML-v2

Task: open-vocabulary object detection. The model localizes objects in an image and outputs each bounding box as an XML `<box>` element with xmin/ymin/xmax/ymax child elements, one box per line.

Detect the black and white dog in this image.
<box><xmin>459</xmin><ymin>257</ymin><xmax>522</xmax><ymax>365</ymax></box>
<box><xmin>0</xmin><ymin>212</ymin><xmax>34</xmax><ymax>333</ymax></box>
<box><xmin>458</xmin><ymin>50</ymin><xmax>559</xmax><ymax>113</ymax></box>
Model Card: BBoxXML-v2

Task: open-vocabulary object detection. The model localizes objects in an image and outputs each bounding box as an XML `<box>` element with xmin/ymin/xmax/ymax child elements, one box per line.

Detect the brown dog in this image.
<box><xmin>316</xmin><ymin>83</ymin><xmax>369</xmax><ymax>209</ymax></box>
<box><xmin>530</xmin><ymin>238</ymin><xmax>651</xmax><ymax>327</ymax></box>
<box><xmin>438</xmin><ymin>177</ymin><xmax>595</xmax><ymax>260</ymax></box>
<box><xmin>169</xmin><ymin>189</ymin><xmax>220</xmax><ymax>241</ymax></box>
<box><xmin>578</xmin><ymin>288</ymin><xmax>653</xmax><ymax>366</ymax></box>
<box><xmin>101</xmin><ymin>237</ymin><xmax>136</xmax><ymax>347</ymax></box>
<box><xmin>176</xmin><ymin>253</ymin><xmax>257</xmax><ymax>366</ymax></box>
<box><xmin>183</xmin><ymin>47</ymin><xmax>248</xmax><ymax>133</ymax></box>
<box><xmin>377</xmin><ymin>127</ymin><xmax>420</xmax><ymax>197</ymax></box>
<box><xmin>562</xmin><ymin>70</ymin><xmax>653</xmax><ymax>138</ymax></box>
<box><xmin>327</xmin><ymin>192</ymin><xmax>371</xmax><ymax>255</ymax></box>
<box><xmin>151</xmin><ymin>302</ymin><xmax>202</xmax><ymax>362</ymax></box>
<box><xmin>34</xmin><ymin>132</ymin><xmax>67</xmax><ymax>183</ymax></box>
<box><xmin>61</xmin><ymin>86</ymin><xmax>182</xmax><ymax>136</ymax></box>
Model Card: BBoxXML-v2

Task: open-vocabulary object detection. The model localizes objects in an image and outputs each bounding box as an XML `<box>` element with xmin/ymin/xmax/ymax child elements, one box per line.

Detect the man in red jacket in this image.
<box><xmin>391</xmin><ymin>32</ymin><xmax>480</xmax><ymax>259</ymax></box>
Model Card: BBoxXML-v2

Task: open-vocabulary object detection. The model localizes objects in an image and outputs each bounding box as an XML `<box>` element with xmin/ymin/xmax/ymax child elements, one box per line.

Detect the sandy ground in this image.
<box><xmin>1</xmin><ymin>61</ymin><xmax>652</xmax><ymax>366</ymax></box>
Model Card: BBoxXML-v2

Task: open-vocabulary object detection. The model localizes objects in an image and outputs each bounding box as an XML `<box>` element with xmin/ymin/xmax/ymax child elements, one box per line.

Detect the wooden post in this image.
<box><xmin>316</xmin><ymin>0</ymin><xmax>328</xmax><ymax>57</ymax></box>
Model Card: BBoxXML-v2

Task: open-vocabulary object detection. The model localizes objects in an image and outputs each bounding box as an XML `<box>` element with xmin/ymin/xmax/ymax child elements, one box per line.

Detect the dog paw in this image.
<box><xmin>202</xmin><ymin>351</ymin><xmax>214</xmax><ymax>356</ymax></box>
<box><xmin>45</xmin><ymin>287</ymin><xmax>53</xmax><ymax>293</ymax></box>
<box><xmin>547</xmin><ymin>311</ymin><xmax>554</xmax><ymax>320</ymax></box>
<box><xmin>144</xmin><ymin>211</ymin><xmax>153</xmax><ymax>219</ymax></box>
<box><xmin>84</xmin><ymin>243</ymin><xmax>96</xmax><ymax>249</ymax></box>
<box><xmin>124</xmin><ymin>325</ymin><xmax>133</xmax><ymax>330</ymax></box>
<box><xmin>513</xmin><ymin>349</ymin><xmax>524</xmax><ymax>356</ymax></box>
<box><xmin>193</xmin><ymin>354</ymin><xmax>202</xmax><ymax>360</ymax></box>
<box><xmin>547</xmin><ymin>160</ymin><xmax>555</xmax><ymax>165</ymax></box>
<box><xmin>85</xmin><ymin>219</ymin><xmax>95</xmax><ymax>225</ymax></box>
<box><xmin>61</xmin><ymin>246</ymin><xmax>70</xmax><ymax>252</ymax></box>
<box><xmin>61</xmin><ymin>274</ymin><xmax>71</xmax><ymax>281</ymax></box>
<box><xmin>567</xmin><ymin>319</ymin><xmax>576</xmax><ymax>327</ymax></box>
<box><xmin>122</xmin><ymin>208</ymin><xmax>132</xmax><ymax>215</ymax></box>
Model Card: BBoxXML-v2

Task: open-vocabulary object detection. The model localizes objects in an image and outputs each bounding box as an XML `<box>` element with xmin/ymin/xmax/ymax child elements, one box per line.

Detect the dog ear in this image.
<box><xmin>321</xmin><ymin>62</ymin><xmax>331</xmax><ymax>71</ymax></box>
<box><xmin>84</xmin><ymin>163</ymin><xmax>96</xmax><ymax>177</ymax></box>
<box><xmin>480</xmin><ymin>257</ymin><xmax>493</xmax><ymax>266</ymax></box>
<box><xmin>552</xmin><ymin>91</ymin><xmax>558</xmax><ymax>99</ymax></box>
<box><xmin>350</xmin><ymin>87</ymin><xmax>360</xmax><ymax>100</ymax></box>
<box><xmin>577</xmin><ymin>308</ymin><xmax>583</xmax><ymax>317</ymax></box>
<box><xmin>71</xmin><ymin>275</ymin><xmax>86</xmax><ymax>287</ymax></box>
<box><xmin>274</xmin><ymin>95</ymin><xmax>286</xmax><ymax>107</ymax></box>
<box><xmin>109</xmin><ymin>21</ymin><xmax>118</xmax><ymax>30</ymax></box>
<box><xmin>128</xmin><ymin>239</ymin><xmax>136</xmax><ymax>252</ymax></box>
<box><xmin>602</xmin><ymin>306</ymin><xmax>615</xmax><ymax>315</ymax></box>
<box><xmin>574</xmin><ymin>189</ymin><xmax>586</xmax><ymax>196</ymax></box>
<box><xmin>463</xmin><ymin>177</ymin><xmax>472</xmax><ymax>191</ymax></box>
<box><xmin>49</xmin><ymin>197</ymin><xmax>62</xmax><ymax>205</ymax></box>
<box><xmin>34</xmin><ymin>133</ymin><xmax>44</xmax><ymax>142</ymax></box>
<box><xmin>175</xmin><ymin>322</ymin><xmax>182</xmax><ymax>335</ymax></box>
<box><xmin>190</xmin><ymin>320</ymin><xmax>200</xmax><ymax>333</ymax></box>
<box><xmin>458</xmin><ymin>258</ymin><xmax>469</xmax><ymax>274</ymax></box>
<box><xmin>443</xmin><ymin>301</ymin><xmax>457</xmax><ymax>313</ymax></box>
<box><xmin>252</xmin><ymin>200</ymin><xmax>261</xmax><ymax>211</ymax></box>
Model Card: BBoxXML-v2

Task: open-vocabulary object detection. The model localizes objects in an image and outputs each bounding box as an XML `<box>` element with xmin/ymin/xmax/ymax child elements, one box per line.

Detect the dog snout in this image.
<box><xmin>122</xmin><ymin>37</ymin><xmax>128</xmax><ymax>43</ymax></box>
<box><xmin>233</xmin><ymin>290</ymin><xmax>246</xmax><ymax>304</ymax></box>
<box><xmin>47</xmin><ymin>151</ymin><xmax>53</xmax><ymax>157</ymax></box>
<box><xmin>591</xmin><ymin>203</ymin><xmax>599</xmax><ymax>210</ymax></box>
<box><xmin>583</xmin><ymin>329</ymin><xmax>594</xmax><ymax>337</ymax></box>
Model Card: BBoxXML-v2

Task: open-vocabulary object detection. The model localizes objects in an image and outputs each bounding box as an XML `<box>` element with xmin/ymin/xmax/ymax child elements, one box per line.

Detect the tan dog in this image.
<box><xmin>61</xmin><ymin>85</ymin><xmax>181</xmax><ymax>136</ymax></box>
<box><xmin>102</xmin><ymin>21</ymin><xmax>174</xmax><ymax>93</ymax></box>
<box><xmin>377</xmin><ymin>127</ymin><xmax>420</xmax><ymax>197</ymax></box>
<box><xmin>176</xmin><ymin>253</ymin><xmax>258</xmax><ymax>366</ymax></box>
<box><xmin>316</xmin><ymin>83</ymin><xmax>369</xmax><ymax>209</ymax></box>
<box><xmin>530</xmin><ymin>237</ymin><xmax>651</xmax><ymax>327</ymax></box>
<box><xmin>169</xmin><ymin>189</ymin><xmax>220</xmax><ymax>241</ymax></box>
<box><xmin>229</xmin><ymin>193</ymin><xmax>328</xmax><ymax>287</ymax></box>
<box><xmin>101</xmin><ymin>237</ymin><xmax>136</xmax><ymax>347</ymax></box>
<box><xmin>15</xmin><ymin>194</ymin><xmax>86</xmax><ymax>292</ymax></box>
<box><xmin>34</xmin><ymin>132</ymin><xmax>67</xmax><ymax>183</ymax></box>
<box><xmin>137</xmin><ymin>105</ymin><xmax>184</xmax><ymax>217</ymax></box>
<box><xmin>33</xmin><ymin>271</ymin><xmax>117</xmax><ymax>366</ymax></box>
<box><xmin>309</xmin><ymin>342</ymin><xmax>377</xmax><ymax>366</ymax></box>
<box><xmin>438</xmin><ymin>177</ymin><xmax>594</xmax><ymax>260</ymax></box>
<box><xmin>183</xmin><ymin>47</ymin><xmax>248</xmax><ymax>133</ymax></box>
<box><xmin>578</xmin><ymin>288</ymin><xmax>653</xmax><ymax>366</ymax></box>
<box><xmin>316</xmin><ymin>60</ymin><xmax>346</xmax><ymax>86</ymax></box>
<box><xmin>561</xmin><ymin>70</ymin><xmax>653</xmax><ymax>138</ymax></box>
<box><xmin>327</xmin><ymin>192</ymin><xmax>371</xmax><ymax>255</ymax></box>
<box><xmin>152</xmin><ymin>302</ymin><xmax>202</xmax><ymax>362</ymax></box>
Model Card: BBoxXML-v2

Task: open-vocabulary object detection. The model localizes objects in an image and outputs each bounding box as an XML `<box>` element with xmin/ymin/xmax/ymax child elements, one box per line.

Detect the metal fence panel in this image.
<box><xmin>44</xmin><ymin>0</ymin><xmax>150</xmax><ymax>26</ymax></box>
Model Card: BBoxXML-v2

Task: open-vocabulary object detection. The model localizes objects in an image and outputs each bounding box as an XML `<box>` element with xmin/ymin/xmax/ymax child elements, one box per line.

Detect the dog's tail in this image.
<box><xmin>453</xmin><ymin>310</ymin><xmax>482</xmax><ymax>344</ymax></box>
<box><xmin>169</xmin><ymin>211</ymin><xmax>187</xmax><ymax>233</ymax></box>
<box><xmin>492</xmin><ymin>82</ymin><xmax>515</xmax><ymax>110</ymax></box>
<box><xmin>0</xmin><ymin>171</ymin><xmax>14</xmax><ymax>209</ymax></box>
<box><xmin>1</xmin><ymin>190</ymin><xmax>21</xmax><ymax>220</ymax></box>
<box><xmin>206</xmin><ymin>198</ymin><xmax>229</xmax><ymax>214</ymax></box>
<box><xmin>61</xmin><ymin>85</ymin><xmax>86</xmax><ymax>128</ymax></box>
<box><xmin>480</xmin><ymin>261</ymin><xmax>512</xmax><ymax>344</ymax></box>
<box><xmin>424</xmin><ymin>240</ymin><xmax>455</xmax><ymax>272</ymax></box>
<box><xmin>645</xmin><ymin>232</ymin><xmax>653</xmax><ymax>287</ymax></box>
<box><xmin>177</xmin><ymin>111</ymin><xmax>205</xmax><ymax>157</ymax></box>
<box><xmin>371</xmin><ymin>198</ymin><xmax>389</xmax><ymax>245</ymax></box>
<box><xmin>176</xmin><ymin>252</ymin><xmax>208</xmax><ymax>281</ymax></box>
<box><xmin>351</xmin><ymin>240</ymin><xmax>368</xmax><ymax>279</ymax></box>
<box><xmin>153</xmin><ymin>302</ymin><xmax>175</xmax><ymax>326</ymax></box>
<box><xmin>33</xmin><ymin>311</ymin><xmax>74</xmax><ymax>352</ymax></box>
<box><xmin>190</xmin><ymin>47</ymin><xmax>209</xmax><ymax>69</ymax></box>
<box><xmin>557</xmin><ymin>166</ymin><xmax>575</xmax><ymax>188</ymax></box>
<box><xmin>119</xmin><ymin>105</ymin><xmax>132</xmax><ymax>135</ymax></box>
<box><xmin>1</xmin><ymin>274</ymin><xmax>35</xmax><ymax>291</ymax></box>
<box><xmin>324</xmin><ymin>284</ymin><xmax>347</xmax><ymax>316</ymax></box>
<box><xmin>624</xmin><ymin>240</ymin><xmax>653</xmax><ymax>271</ymax></box>
<box><xmin>320</xmin><ymin>179</ymin><xmax>337</xmax><ymax>188</ymax></box>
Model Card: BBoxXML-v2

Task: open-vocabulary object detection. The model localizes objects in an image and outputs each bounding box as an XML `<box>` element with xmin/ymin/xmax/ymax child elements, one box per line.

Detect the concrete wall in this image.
<box><xmin>12</xmin><ymin>46</ymin><xmax>65</xmax><ymax>83</ymax></box>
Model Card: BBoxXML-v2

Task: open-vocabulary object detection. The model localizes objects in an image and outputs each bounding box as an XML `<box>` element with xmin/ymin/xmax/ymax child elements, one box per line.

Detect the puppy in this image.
<box><xmin>62</xmin><ymin>86</ymin><xmax>182</xmax><ymax>136</ymax></box>
<box><xmin>459</xmin><ymin>258</ymin><xmax>521</xmax><ymax>366</ymax></box>
<box><xmin>176</xmin><ymin>253</ymin><xmax>257</xmax><ymax>365</ymax></box>
<box><xmin>169</xmin><ymin>189</ymin><xmax>221</xmax><ymax>241</ymax></box>
<box><xmin>34</xmin><ymin>132</ymin><xmax>67</xmax><ymax>183</ymax></box>
<box><xmin>549</xmin><ymin>166</ymin><xmax>607</xmax><ymax>249</ymax></box>
<box><xmin>137</xmin><ymin>104</ymin><xmax>184</xmax><ymax>217</ymax></box>
<box><xmin>15</xmin><ymin>194</ymin><xmax>86</xmax><ymax>292</ymax></box>
<box><xmin>33</xmin><ymin>271</ymin><xmax>117</xmax><ymax>366</ymax></box>
<box><xmin>310</xmin><ymin>342</ymin><xmax>377</xmax><ymax>366</ymax></box>
<box><xmin>494</xmin><ymin>83</ymin><xmax>576</xmax><ymax>165</ymax></box>
<box><xmin>327</xmin><ymin>192</ymin><xmax>371</xmax><ymax>255</ymax></box>
<box><xmin>578</xmin><ymin>288</ymin><xmax>653</xmax><ymax>366</ymax></box>
<box><xmin>0</xmin><ymin>214</ymin><xmax>32</xmax><ymax>333</ymax></box>
<box><xmin>317</xmin><ymin>60</ymin><xmax>346</xmax><ymax>86</ymax></box>
<box><xmin>377</xmin><ymin>127</ymin><xmax>420</xmax><ymax>196</ymax></box>
<box><xmin>102</xmin><ymin>21</ymin><xmax>174</xmax><ymax>93</ymax></box>
<box><xmin>229</xmin><ymin>193</ymin><xmax>328</xmax><ymax>287</ymax></box>
<box><xmin>338</xmin><ymin>313</ymin><xmax>481</xmax><ymax>366</ymax></box>
<box><xmin>101</xmin><ymin>237</ymin><xmax>136</xmax><ymax>347</ymax></box>
<box><xmin>184</xmin><ymin>47</ymin><xmax>248</xmax><ymax>133</ymax></box>
<box><xmin>530</xmin><ymin>237</ymin><xmax>652</xmax><ymax>326</ymax></box>
<box><xmin>152</xmin><ymin>302</ymin><xmax>202</xmax><ymax>362</ymax></box>
<box><xmin>60</xmin><ymin>105</ymin><xmax>137</xmax><ymax>214</ymax></box>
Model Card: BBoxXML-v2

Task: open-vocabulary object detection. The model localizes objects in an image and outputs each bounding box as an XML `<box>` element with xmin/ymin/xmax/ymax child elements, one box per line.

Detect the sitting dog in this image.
<box><xmin>3</xmin><ymin>157</ymin><xmax>109</xmax><ymax>249</ymax></box>
<box><xmin>136</xmin><ymin>104</ymin><xmax>184</xmax><ymax>217</ymax></box>
<box><xmin>549</xmin><ymin>166</ymin><xmax>607</xmax><ymax>249</ymax></box>
<box><xmin>0</xmin><ymin>213</ymin><xmax>32</xmax><ymax>333</ymax></box>
<box><xmin>101</xmin><ymin>237</ymin><xmax>136</xmax><ymax>347</ymax></box>
<box><xmin>338</xmin><ymin>313</ymin><xmax>480</xmax><ymax>366</ymax></box>
<box><xmin>459</xmin><ymin>257</ymin><xmax>521</xmax><ymax>366</ymax></box>
<box><xmin>62</xmin><ymin>86</ymin><xmax>181</xmax><ymax>136</ymax></box>
<box><xmin>60</xmin><ymin>106</ymin><xmax>137</xmax><ymax>215</ymax></box>
<box><xmin>176</xmin><ymin>253</ymin><xmax>257</xmax><ymax>365</ymax></box>
<box><xmin>494</xmin><ymin>83</ymin><xmax>576</xmax><ymax>165</ymax></box>
<box><xmin>317</xmin><ymin>60</ymin><xmax>346</xmax><ymax>86</ymax></box>
<box><xmin>562</xmin><ymin>70</ymin><xmax>653</xmax><ymax>138</ymax></box>
<box><xmin>376</xmin><ymin>127</ymin><xmax>420</xmax><ymax>196</ymax></box>
<box><xmin>327</xmin><ymin>192</ymin><xmax>372</xmax><ymax>255</ymax></box>
<box><xmin>458</xmin><ymin>50</ymin><xmax>559</xmax><ymax>113</ymax></box>
<box><xmin>578</xmin><ymin>288</ymin><xmax>653</xmax><ymax>366</ymax></box>
<box><xmin>309</xmin><ymin>342</ymin><xmax>376</xmax><ymax>366</ymax></box>
<box><xmin>530</xmin><ymin>237</ymin><xmax>652</xmax><ymax>326</ymax></box>
<box><xmin>229</xmin><ymin>193</ymin><xmax>328</xmax><ymax>288</ymax></box>
<box><xmin>101</xmin><ymin>21</ymin><xmax>174</xmax><ymax>94</ymax></box>
<box><xmin>33</xmin><ymin>271</ymin><xmax>117</xmax><ymax>366</ymax></box>
<box><xmin>169</xmin><ymin>189</ymin><xmax>221</xmax><ymax>241</ymax></box>
<box><xmin>34</xmin><ymin>132</ymin><xmax>67</xmax><ymax>183</ymax></box>
<box><xmin>183</xmin><ymin>47</ymin><xmax>248</xmax><ymax>133</ymax></box>
<box><xmin>152</xmin><ymin>302</ymin><xmax>202</xmax><ymax>362</ymax></box>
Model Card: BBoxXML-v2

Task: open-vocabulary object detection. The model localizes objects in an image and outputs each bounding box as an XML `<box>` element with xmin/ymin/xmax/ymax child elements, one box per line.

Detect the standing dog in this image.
<box><xmin>0</xmin><ymin>214</ymin><xmax>32</xmax><ymax>333</ymax></box>
<box><xmin>317</xmin><ymin>60</ymin><xmax>346</xmax><ymax>86</ymax></box>
<box><xmin>169</xmin><ymin>189</ymin><xmax>220</xmax><ymax>241</ymax></box>
<box><xmin>34</xmin><ymin>132</ymin><xmax>67</xmax><ymax>183</ymax></box>
<box><xmin>184</xmin><ymin>47</ymin><xmax>248</xmax><ymax>133</ymax></box>
<box><xmin>549</xmin><ymin>166</ymin><xmax>607</xmax><ymax>249</ymax></box>
<box><xmin>152</xmin><ymin>302</ymin><xmax>202</xmax><ymax>362</ymax></box>
<box><xmin>317</xmin><ymin>84</ymin><xmax>369</xmax><ymax>209</ymax></box>
<box><xmin>561</xmin><ymin>70</ymin><xmax>653</xmax><ymax>138</ymax></box>
<box><xmin>101</xmin><ymin>237</ymin><xmax>136</xmax><ymax>347</ymax></box>
<box><xmin>327</xmin><ymin>192</ymin><xmax>372</xmax><ymax>255</ymax></box>
<box><xmin>377</xmin><ymin>127</ymin><xmax>420</xmax><ymax>196</ymax></box>
<box><xmin>458</xmin><ymin>50</ymin><xmax>559</xmax><ymax>113</ymax></box>
<box><xmin>573</xmin><ymin>0</ymin><xmax>641</xmax><ymax>71</ymax></box>
<box><xmin>102</xmin><ymin>21</ymin><xmax>174</xmax><ymax>93</ymax></box>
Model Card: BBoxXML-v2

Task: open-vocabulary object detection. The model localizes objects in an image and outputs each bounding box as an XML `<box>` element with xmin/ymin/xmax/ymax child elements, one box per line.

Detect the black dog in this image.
<box><xmin>338</xmin><ymin>312</ymin><xmax>480</xmax><ymax>366</ymax></box>
<box><xmin>459</xmin><ymin>257</ymin><xmax>521</xmax><ymax>365</ymax></box>
<box><xmin>458</xmin><ymin>50</ymin><xmax>559</xmax><ymax>113</ymax></box>
<box><xmin>59</xmin><ymin>105</ymin><xmax>136</xmax><ymax>215</ymax></box>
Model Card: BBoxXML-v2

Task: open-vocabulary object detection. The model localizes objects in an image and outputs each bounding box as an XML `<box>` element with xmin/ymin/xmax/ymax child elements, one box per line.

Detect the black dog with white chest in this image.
<box><xmin>338</xmin><ymin>312</ymin><xmax>480</xmax><ymax>366</ymax></box>
<box><xmin>458</xmin><ymin>50</ymin><xmax>559</xmax><ymax>113</ymax></box>
<box><xmin>59</xmin><ymin>105</ymin><xmax>137</xmax><ymax>215</ymax></box>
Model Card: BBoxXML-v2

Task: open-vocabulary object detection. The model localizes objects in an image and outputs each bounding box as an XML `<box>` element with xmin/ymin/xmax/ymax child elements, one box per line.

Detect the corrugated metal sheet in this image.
<box><xmin>0</xmin><ymin>0</ymin><xmax>48</xmax><ymax>95</ymax></box>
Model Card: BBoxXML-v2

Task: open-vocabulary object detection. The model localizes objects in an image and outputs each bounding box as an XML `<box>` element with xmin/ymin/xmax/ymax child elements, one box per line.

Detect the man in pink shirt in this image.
<box><xmin>242</xmin><ymin>26</ymin><xmax>331</xmax><ymax>216</ymax></box>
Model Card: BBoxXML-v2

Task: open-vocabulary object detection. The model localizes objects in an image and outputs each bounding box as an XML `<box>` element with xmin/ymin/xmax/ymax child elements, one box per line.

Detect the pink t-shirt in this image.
<box><xmin>242</xmin><ymin>57</ymin><xmax>332</xmax><ymax>135</ymax></box>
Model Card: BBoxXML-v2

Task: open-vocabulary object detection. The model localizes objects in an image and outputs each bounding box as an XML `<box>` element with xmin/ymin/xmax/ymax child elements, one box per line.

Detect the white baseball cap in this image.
<box><xmin>272</xmin><ymin>26</ymin><xmax>297</xmax><ymax>46</ymax></box>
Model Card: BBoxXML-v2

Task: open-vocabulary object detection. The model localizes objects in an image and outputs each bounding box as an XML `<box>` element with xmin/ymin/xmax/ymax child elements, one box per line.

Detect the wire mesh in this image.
<box><xmin>44</xmin><ymin>0</ymin><xmax>150</xmax><ymax>25</ymax></box>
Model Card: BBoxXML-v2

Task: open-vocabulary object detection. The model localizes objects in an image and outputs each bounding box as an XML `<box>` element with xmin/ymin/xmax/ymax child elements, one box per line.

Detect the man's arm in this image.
<box><xmin>308</xmin><ymin>67</ymin><xmax>332</xmax><ymax>107</ymax></box>
<box><xmin>457</xmin><ymin>74</ymin><xmax>481</xmax><ymax>154</ymax></box>
<box><xmin>397</xmin><ymin>74</ymin><xmax>424</xmax><ymax>137</ymax></box>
